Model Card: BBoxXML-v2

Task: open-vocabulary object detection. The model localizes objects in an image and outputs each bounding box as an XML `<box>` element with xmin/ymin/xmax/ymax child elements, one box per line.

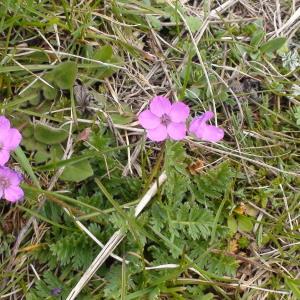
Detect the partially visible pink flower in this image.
<box><xmin>0</xmin><ymin>166</ymin><xmax>24</xmax><ymax>203</ymax></box>
<box><xmin>189</xmin><ymin>111</ymin><xmax>224</xmax><ymax>142</ymax></box>
<box><xmin>138</xmin><ymin>96</ymin><xmax>190</xmax><ymax>142</ymax></box>
<box><xmin>0</xmin><ymin>116</ymin><xmax>22</xmax><ymax>166</ymax></box>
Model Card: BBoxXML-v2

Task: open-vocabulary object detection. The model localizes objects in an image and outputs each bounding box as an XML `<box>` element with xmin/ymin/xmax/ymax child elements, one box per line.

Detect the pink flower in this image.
<box><xmin>0</xmin><ymin>116</ymin><xmax>22</xmax><ymax>166</ymax></box>
<box><xmin>189</xmin><ymin>111</ymin><xmax>224</xmax><ymax>142</ymax></box>
<box><xmin>0</xmin><ymin>166</ymin><xmax>24</xmax><ymax>203</ymax></box>
<box><xmin>138</xmin><ymin>96</ymin><xmax>190</xmax><ymax>142</ymax></box>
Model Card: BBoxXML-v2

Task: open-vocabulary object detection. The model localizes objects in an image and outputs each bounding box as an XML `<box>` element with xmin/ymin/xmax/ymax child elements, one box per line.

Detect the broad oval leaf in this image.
<box><xmin>34</xmin><ymin>150</ymin><xmax>50</xmax><ymax>163</ymax></box>
<box><xmin>42</xmin><ymin>84</ymin><xmax>58</xmax><ymax>100</ymax></box>
<box><xmin>60</xmin><ymin>160</ymin><xmax>94</xmax><ymax>182</ymax></box>
<box><xmin>93</xmin><ymin>45</ymin><xmax>113</xmax><ymax>62</ymax></box>
<box><xmin>250</xmin><ymin>30</ymin><xmax>265</xmax><ymax>47</ymax></box>
<box><xmin>110</xmin><ymin>112</ymin><xmax>134</xmax><ymax>125</ymax></box>
<box><xmin>227</xmin><ymin>216</ymin><xmax>238</xmax><ymax>234</ymax></box>
<box><xmin>260</xmin><ymin>37</ymin><xmax>287</xmax><ymax>53</ymax></box>
<box><xmin>237</xmin><ymin>215</ymin><xmax>253</xmax><ymax>232</ymax></box>
<box><xmin>52</xmin><ymin>61</ymin><xmax>78</xmax><ymax>89</ymax></box>
<box><xmin>186</xmin><ymin>16</ymin><xmax>202</xmax><ymax>33</ymax></box>
<box><xmin>34</xmin><ymin>123</ymin><xmax>69</xmax><ymax>145</ymax></box>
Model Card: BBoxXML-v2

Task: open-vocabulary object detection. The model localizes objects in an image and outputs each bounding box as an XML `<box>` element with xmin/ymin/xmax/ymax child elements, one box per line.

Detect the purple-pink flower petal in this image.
<box><xmin>138</xmin><ymin>110</ymin><xmax>161</xmax><ymax>129</ymax></box>
<box><xmin>189</xmin><ymin>111</ymin><xmax>214</xmax><ymax>134</ymax></box>
<box><xmin>0</xmin><ymin>150</ymin><xmax>10</xmax><ymax>166</ymax></box>
<box><xmin>0</xmin><ymin>116</ymin><xmax>22</xmax><ymax>166</ymax></box>
<box><xmin>0</xmin><ymin>116</ymin><xmax>11</xmax><ymax>130</ymax></box>
<box><xmin>149</xmin><ymin>96</ymin><xmax>171</xmax><ymax>117</ymax></box>
<box><xmin>147</xmin><ymin>124</ymin><xmax>168</xmax><ymax>142</ymax></box>
<box><xmin>167</xmin><ymin>122</ymin><xmax>186</xmax><ymax>140</ymax></box>
<box><xmin>138</xmin><ymin>97</ymin><xmax>192</xmax><ymax>142</ymax></box>
<box><xmin>4</xmin><ymin>186</ymin><xmax>24</xmax><ymax>203</ymax></box>
<box><xmin>195</xmin><ymin>125</ymin><xmax>224</xmax><ymax>142</ymax></box>
<box><xmin>169</xmin><ymin>102</ymin><xmax>190</xmax><ymax>123</ymax></box>
<box><xmin>5</xmin><ymin>128</ymin><xmax>22</xmax><ymax>151</ymax></box>
<box><xmin>199</xmin><ymin>111</ymin><xmax>214</xmax><ymax>123</ymax></box>
<box><xmin>189</xmin><ymin>111</ymin><xmax>224</xmax><ymax>143</ymax></box>
<box><xmin>189</xmin><ymin>117</ymin><xmax>201</xmax><ymax>135</ymax></box>
<box><xmin>0</xmin><ymin>167</ymin><xmax>24</xmax><ymax>203</ymax></box>
<box><xmin>6</xmin><ymin>168</ymin><xmax>22</xmax><ymax>185</ymax></box>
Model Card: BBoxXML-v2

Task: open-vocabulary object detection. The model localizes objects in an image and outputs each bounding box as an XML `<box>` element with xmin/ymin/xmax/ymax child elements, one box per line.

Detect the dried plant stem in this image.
<box><xmin>62</xmin><ymin>207</ymin><xmax>126</xmax><ymax>263</ymax></box>
<box><xmin>270</xmin><ymin>6</ymin><xmax>300</xmax><ymax>36</ymax></box>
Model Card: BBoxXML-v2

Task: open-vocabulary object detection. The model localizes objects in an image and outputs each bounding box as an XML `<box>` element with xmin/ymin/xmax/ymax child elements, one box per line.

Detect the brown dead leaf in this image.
<box><xmin>188</xmin><ymin>159</ymin><xmax>205</xmax><ymax>175</ymax></box>
<box><xmin>228</xmin><ymin>239</ymin><xmax>239</xmax><ymax>254</ymax></box>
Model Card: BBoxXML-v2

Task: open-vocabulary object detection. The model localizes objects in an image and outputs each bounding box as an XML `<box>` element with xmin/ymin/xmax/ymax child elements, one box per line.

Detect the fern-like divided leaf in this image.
<box><xmin>50</xmin><ymin>231</ymin><xmax>94</xmax><ymax>269</ymax></box>
<box><xmin>171</xmin><ymin>203</ymin><xmax>214</xmax><ymax>240</ymax></box>
<box><xmin>103</xmin><ymin>264</ymin><xmax>136</xmax><ymax>300</ymax></box>
<box><xmin>204</xmin><ymin>253</ymin><xmax>239</xmax><ymax>277</ymax></box>
<box><xmin>26</xmin><ymin>271</ymin><xmax>69</xmax><ymax>300</ymax></box>
<box><xmin>192</xmin><ymin>162</ymin><xmax>234</xmax><ymax>203</ymax></box>
<box><xmin>164</xmin><ymin>141</ymin><xmax>190</xmax><ymax>203</ymax></box>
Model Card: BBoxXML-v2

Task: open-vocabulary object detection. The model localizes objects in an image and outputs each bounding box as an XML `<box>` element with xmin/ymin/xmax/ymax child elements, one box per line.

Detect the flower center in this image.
<box><xmin>160</xmin><ymin>114</ymin><xmax>171</xmax><ymax>126</ymax></box>
<box><xmin>0</xmin><ymin>176</ymin><xmax>10</xmax><ymax>189</ymax></box>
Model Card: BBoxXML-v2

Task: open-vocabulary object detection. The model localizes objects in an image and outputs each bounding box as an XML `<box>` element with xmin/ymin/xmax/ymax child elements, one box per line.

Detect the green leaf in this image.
<box><xmin>186</xmin><ymin>16</ymin><xmax>202</xmax><ymax>33</ymax></box>
<box><xmin>26</xmin><ymin>271</ymin><xmax>69</xmax><ymax>300</ymax></box>
<box><xmin>250</xmin><ymin>30</ymin><xmax>265</xmax><ymax>47</ymax></box>
<box><xmin>29</xmin><ymin>94</ymin><xmax>41</xmax><ymax>106</ymax></box>
<box><xmin>50</xmin><ymin>144</ymin><xmax>64</xmax><ymax>163</ymax></box>
<box><xmin>285</xmin><ymin>277</ymin><xmax>300</xmax><ymax>298</ymax></box>
<box><xmin>172</xmin><ymin>203</ymin><xmax>214</xmax><ymax>240</ymax></box>
<box><xmin>148</xmin><ymin>15</ymin><xmax>162</xmax><ymax>30</ymax></box>
<box><xmin>52</xmin><ymin>61</ymin><xmax>77</xmax><ymax>89</ymax></box>
<box><xmin>294</xmin><ymin>106</ymin><xmax>300</xmax><ymax>125</ymax></box>
<box><xmin>50</xmin><ymin>232</ymin><xmax>94</xmax><ymax>269</ymax></box>
<box><xmin>193</xmin><ymin>163</ymin><xmax>234</xmax><ymax>201</ymax></box>
<box><xmin>21</xmin><ymin>138</ymin><xmax>46</xmax><ymax>152</ymax></box>
<box><xmin>97</xmin><ymin>56</ymin><xmax>123</xmax><ymax>79</ymax></box>
<box><xmin>110</xmin><ymin>113</ymin><xmax>134</xmax><ymax>125</ymax></box>
<box><xmin>34</xmin><ymin>123</ymin><xmax>69</xmax><ymax>145</ymax></box>
<box><xmin>227</xmin><ymin>216</ymin><xmax>237</xmax><ymax>234</ymax></box>
<box><xmin>36</xmin><ymin>143</ymin><xmax>132</xmax><ymax>171</ymax></box>
<box><xmin>164</xmin><ymin>141</ymin><xmax>189</xmax><ymax>203</ymax></box>
<box><xmin>42</xmin><ymin>84</ymin><xmax>57</xmax><ymax>100</ymax></box>
<box><xmin>93</xmin><ymin>45</ymin><xmax>113</xmax><ymax>62</ymax></box>
<box><xmin>22</xmin><ymin>125</ymin><xmax>34</xmax><ymax>138</ymax></box>
<box><xmin>60</xmin><ymin>160</ymin><xmax>94</xmax><ymax>182</ymax></box>
<box><xmin>237</xmin><ymin>215</ymin><xmax>253</xmax><ymax>232</ymax></box>
<box><xmin>103</xmin><ymin>264</ymin><xmax>136</xmax><ymax>300</ymax></box>
<box><xmin>260</xmin><ymin>37</ymin><xmax>287</xmax><ymax>53</ymax></box>
<box><xmin>34</xmin><ymin>150</ymin><xmax>50</xmax><ymax>163</ymax></box>
<box><xmin>14</xmin><ymin>147</ymin><xmax>41</xmax><ymax>188</ymax></box>
<box><xmin>238</xmin><ymin>236</ymin><xmax>250</xmax><ymax>249</ymax></box>
<box><xmin>200</xmin><ymin>293</ymin><xmax>215</xmax><ymax>300</ymax></box>
<box><xmin>17</xmin><ymin>205</ymin><xmax>71</xmax><ymax>230</ymax></box>
<box><xmin>20</xmin><ymin>87</ymin><xmax>40</xmax><ymax>106</ymax></box>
